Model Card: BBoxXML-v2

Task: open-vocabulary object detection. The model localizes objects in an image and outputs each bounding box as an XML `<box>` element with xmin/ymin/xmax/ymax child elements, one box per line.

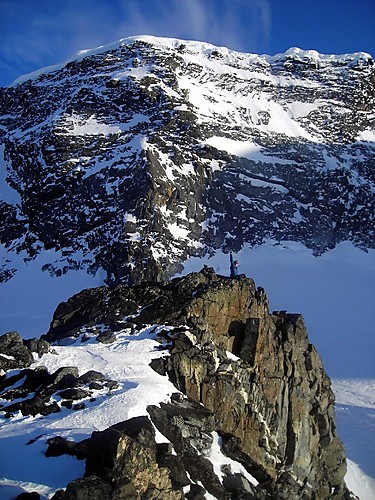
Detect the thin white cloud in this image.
<box><xmin>177</xmin><ymin>0</ymin><xmax>213</xmax><ymax>41</ymax></box>
<box><xmin>255</xmin><ymin>0</ymin><xmax>272</xmax><ymax>48</ymax></box>
<box><xmin>0</xmin><ymin>0</ymin><xmax>273</xmax><ymax>85</ymax></box>
<box><xmin>115</xmin><ymin>0</ymin><xmax>272</xmax><ymax>53</ymax></box>
<box><xmin>214</xmin><ymin>0</ymin><xmax>272</xmax><ymax>52</ymax></box>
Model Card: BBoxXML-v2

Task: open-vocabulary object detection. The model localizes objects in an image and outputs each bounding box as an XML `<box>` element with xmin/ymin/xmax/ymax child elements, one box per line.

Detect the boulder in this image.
<box><xmin>96</xmin><ymin>331</ymin><xmax>116</xmax><ymax>344</ymax></box>
<box><xmin>0</xmin><ymin>365</ymin><xmax>117</xmax><ymax>418</ymax></box>
<box><xmin>23</xmin><ymin>338</ymin><xmax>50</xmax><ymax>357</ymax></box>
<box><xmin>0</xmin><ymin>332</ymin><xmax>34</xmax><ymax>370</ymax></box>
<box><xmin>84</xmin><ymin>416</ymin><xmax>183</xmax><ymax>499</ymax></box>
<box><xmin>4</xmin><ymin>396</ymin><xmax>60</xmax><ymax>417</ymax></box>
<box><xmin>51</xmin><ymin>476</ymin><xmax>111</xmax><ymax>500</ymax></box>
<box><xmin>0</xmin><ymin>367</ymin><xmax>50</xmax><ymax>402</ymax></box>
<box><xmin>57</xmin><ymin>388</ymin><xmax>90</xmax><ymax>400</ymax></box>
<box><xmin>78</xmin><ymin>370</ymin><xmax>107</xmax><ymax>385</ymax></box>
<box><xmin>46</xmin><ymin>436</ymin><xmax>88</xmax><ymax>460</ymax></box>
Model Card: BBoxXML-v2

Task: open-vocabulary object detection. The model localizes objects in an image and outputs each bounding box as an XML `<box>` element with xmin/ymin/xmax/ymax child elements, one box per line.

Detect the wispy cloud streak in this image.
<box><xmin>116</xmin><ymin>0</ymin><xmax>272</xmax><ymax>53</ymax></box>
<box><xmin>0</xmin><ymin>0</ymin><xmax>272</xmax><ymax>86</ymax></box>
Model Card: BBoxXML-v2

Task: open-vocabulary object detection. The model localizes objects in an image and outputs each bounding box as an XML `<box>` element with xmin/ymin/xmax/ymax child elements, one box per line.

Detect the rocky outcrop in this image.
<box><xmin>165</xmin><ymin>311</ymin><xmax>348</xmax><ymax>498</ymax></box>
<box><xmin>44</xmin><ymin>266</ymin><xmax>261</xmax><ymax>342</ymax></box>
<box><xmin>0</xmin><ymin>331</ymin><xmax>35</xmax><ymax>371</ymax></box>
<box><xmin>51</xmin><ymin>402</ymin><xmax>263</xmax><ymax>500</ymax></box>
<box><xmin>0</xmin><ymin>332</ymin><xmax>50</xmax><ymax>375</ymax></box>
<box><xmin>0</xmin><ymin>364</ymin><xmax>119</xmax><ymax>417</ymax></box>
<box><xmin>42</xmin><ymin>268</ymin><xmax>354</xmax><ymax>498</ymax></box>
<box><xmin>52</xmin><ymin>416</ymin><xmax>183</xmax><ymax>500</ymax></box>
<box><xmin>147</xmin><ymin>400</ymin><xmax>227</xmax><ymax>499</ymax></box>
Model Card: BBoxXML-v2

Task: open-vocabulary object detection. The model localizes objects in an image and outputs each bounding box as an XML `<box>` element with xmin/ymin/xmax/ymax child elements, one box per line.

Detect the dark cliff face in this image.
<box><xmin>0</xmin><ymin>37</ymin><xmax>374</xmax><ymax>285</ymax></box>
<box><xmin>44</xmin><ymin>267</ymin><xmax>352</xmax><ymax>499</ymax></box>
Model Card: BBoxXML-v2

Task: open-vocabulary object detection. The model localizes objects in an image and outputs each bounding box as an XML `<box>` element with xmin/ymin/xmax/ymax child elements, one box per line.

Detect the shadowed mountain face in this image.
<box><xmin>1</xmin><ymin>36</ymin><xmax>374</xmax><ymax>285</ymax></box>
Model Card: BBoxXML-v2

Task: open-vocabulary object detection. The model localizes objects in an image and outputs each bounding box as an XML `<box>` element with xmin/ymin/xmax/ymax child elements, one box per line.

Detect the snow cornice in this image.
<box><xmin>10</xmin><ymin>34</ymin><xmax>374</xmax><ymax>87</ymax></box>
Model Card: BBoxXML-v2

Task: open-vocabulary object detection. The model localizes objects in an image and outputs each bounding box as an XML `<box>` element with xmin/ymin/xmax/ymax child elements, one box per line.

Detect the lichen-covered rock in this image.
<box><xmin>158</xmin><ymin>272</ymin><xmax>349</xmax><ymax>498</ymax></box>
<box><xmin>51</xmin><ymin>476</ymin><xmax>112</xmax><ymax>500</ymax></box>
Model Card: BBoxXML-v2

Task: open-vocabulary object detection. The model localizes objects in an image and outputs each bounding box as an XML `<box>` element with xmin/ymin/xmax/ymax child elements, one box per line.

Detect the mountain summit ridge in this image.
<box><xmin>11</xmin><ymin>35</ymin><xmax>374</xmax><ymax>87</ymax></box>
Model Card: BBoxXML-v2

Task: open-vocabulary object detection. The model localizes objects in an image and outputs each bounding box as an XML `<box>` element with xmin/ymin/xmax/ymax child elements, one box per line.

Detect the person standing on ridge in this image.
<box><xmin>230</xmin><ymin>252</ymin><xmax>239</xmax><ymax>278</ymax></box>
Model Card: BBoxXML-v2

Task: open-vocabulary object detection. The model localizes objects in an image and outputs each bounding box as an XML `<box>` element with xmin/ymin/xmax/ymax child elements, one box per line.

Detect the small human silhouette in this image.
<box><xmin>230</xmin><ymin>252</ymin><xmax>239</xmax><ymax>278</ymax></box>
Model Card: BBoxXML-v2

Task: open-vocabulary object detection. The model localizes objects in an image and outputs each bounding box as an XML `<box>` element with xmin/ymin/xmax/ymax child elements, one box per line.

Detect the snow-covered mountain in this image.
<box><xmin>0</xmin><ymin>35</ymin><xmax>374</xmax><ymax>286</ymax></box>
<box><xmin>0</xmin><ymin>36</ymin><xmax>374</xmax><ymax>499</ymax></box>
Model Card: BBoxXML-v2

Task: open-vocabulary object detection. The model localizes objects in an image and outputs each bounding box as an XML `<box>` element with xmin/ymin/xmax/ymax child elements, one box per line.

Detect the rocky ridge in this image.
<box><xmin>0</xmin><ymin>36</ymin><xmax>374</xmax><ymax>286</ymax></box>
<box><xmin>0</xmin><ymin>268</ymin><xmax>354</xmax><ymax>499</ymax></box>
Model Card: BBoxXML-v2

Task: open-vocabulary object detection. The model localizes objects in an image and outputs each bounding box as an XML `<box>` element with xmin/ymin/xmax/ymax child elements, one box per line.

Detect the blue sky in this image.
<box><xmin>0</xmin><ymin>0</ymin><xmax>374</xmax><ymax>87</ymax></box>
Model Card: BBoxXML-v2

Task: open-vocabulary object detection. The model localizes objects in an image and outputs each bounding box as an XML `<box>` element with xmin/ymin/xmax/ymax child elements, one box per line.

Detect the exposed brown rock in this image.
<box><xmin>41</xmin><ymin>268</ymin><xmax>353</xmax><ymax>498</ymax></box>
<box><xmin>84</xmin><ymin>416</ymin><xmax>183</xmax><ymax>499</ymax></box>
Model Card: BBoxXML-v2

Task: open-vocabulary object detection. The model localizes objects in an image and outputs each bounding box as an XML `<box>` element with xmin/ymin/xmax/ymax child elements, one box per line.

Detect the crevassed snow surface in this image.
<box><xmin>0</xmin><ymin>241</ymin><xmax>374</xmax><ymax>499</ymax></box>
